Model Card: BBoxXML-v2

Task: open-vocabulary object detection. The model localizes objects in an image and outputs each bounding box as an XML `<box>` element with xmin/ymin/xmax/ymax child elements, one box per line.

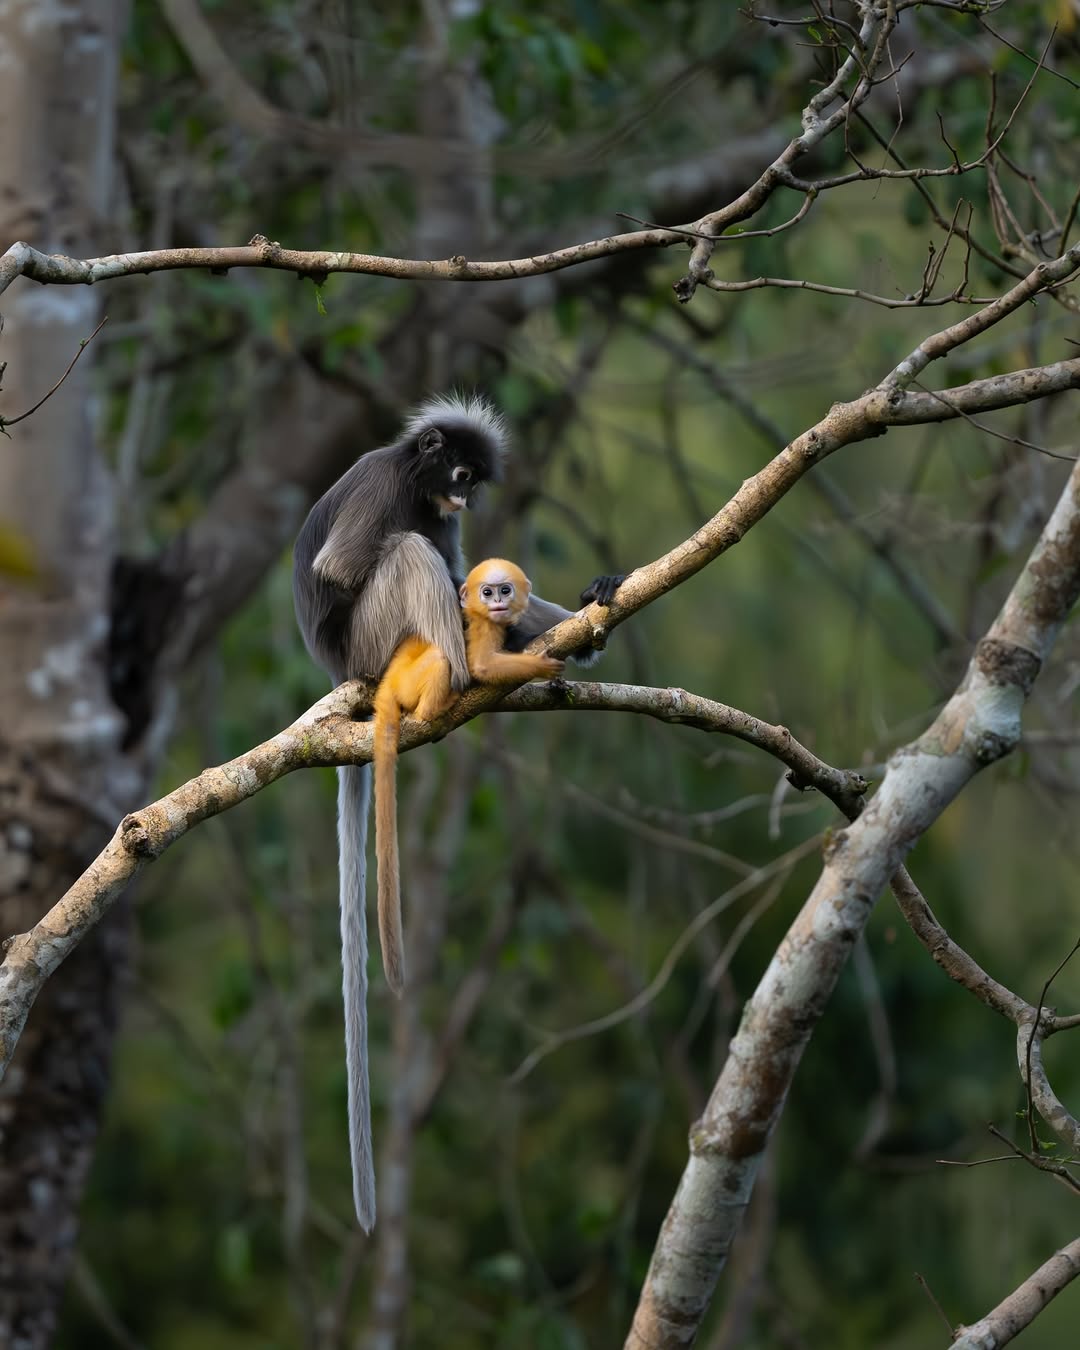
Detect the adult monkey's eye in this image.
<box><xmin>452</xmin><ymin>466</ymin><xmax>472</xmax><ymax>484</ymax></box>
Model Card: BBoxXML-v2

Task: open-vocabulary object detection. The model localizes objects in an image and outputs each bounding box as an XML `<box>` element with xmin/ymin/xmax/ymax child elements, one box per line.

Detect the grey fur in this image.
<box><xmin>293</xmin><ymin>395</ymin><xmax>506</xmax><ymax>1230</ymax></box>
<box><xmin>338</xmin><ymin>764</ymin><xmax>375</xmax><ymax>1231</ymax></box>
<box><xmin>349</xmin><ymin>532</ymin><xmax>471</xmax><ymax>690</ymax></box>
<box><xmin>403</xmin><ymin>391</ymin><xmax>509</xmax><ymax>456</ymax></box>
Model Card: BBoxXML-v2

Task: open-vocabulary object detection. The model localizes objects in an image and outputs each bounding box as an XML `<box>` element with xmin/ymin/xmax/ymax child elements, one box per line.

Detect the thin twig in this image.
<box><xmin>910</xmin><ymin>378</ymin><xmax>1078</xmax><ymax>463</ymax></box>
<box><xmin>980</xmin><ymin>30</ymin><xmax>1056</xmax><ymax>164</ymax></box>
<box><xmin>507</xmin><ymin>835</ymin><xmax>821</xmax><ymax>1085</ymax></box>
<box><xmin>936</xmin><ymin>1154</ymin><xmax>1022</xmax><ymax>1168</ymax></box>
<box><xmin>1062</xmin><ymin>183</ymin><xmax>1080</xmax><ymax>253</ymax></box>
<box><xmin>913</xmin><ymin>1271</ymin><xmax>954</xmax><ymax>1337</ymax></box>
<box><xmin>702</xmin><ymin>272</ymin><xmax>993</xmax><ymax>308</ymax></box>
<box><xmin>0</xmin><ymin>315</ymin><xmax>108</xmax><ymax>431</ymax></box>
<box><xmin>987</xmin><ymin>1123</ymin><xmax>1080</xmax><ymax>1196</ymax></box>
<box><xmin>1025</xmin><ymin>936</ymin><xmax>1080</xmax><ymax>1150</ymax></box>
<box><xmin>978</xmin><ymin>18</ymin><xmax>1079</xmax><ymax>91</ymax></box>
<box><xmin>618</xmin><ymin>189</ymin><xmax>818</xmax><ymax>243</ymax></box>
<box><xmin>936</xmin><ymin>110</ymin><xmax>962</xmax><ymax>171</ymax></box>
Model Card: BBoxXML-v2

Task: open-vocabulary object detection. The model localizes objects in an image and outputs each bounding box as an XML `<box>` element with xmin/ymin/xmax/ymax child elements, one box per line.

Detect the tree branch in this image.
<box><xmin>951</xmin><ymin>1237</ymin><xmax>1080</xmax><ymax>1349</ymax></box>
<box><xmin>534</xmin><ymin>355</ymin><xmax>1080</xmax><ymax>664</ymax></box>
<box><xmin>625</xmin><ymin>446</ymin><xmax>1080</xmax><ymax>1348</ymax></box>
<box><xmin>0</xmin><ymin>231</ymin><xmax>687</xmax><ymax>299</ymax></box>
<box><xmin>5</xmin><ymin>304</ymin><xmax>1078</xmax><ymax>1078</ymax></box>
<box><xmin>0</xmin><ymin>674</ymin><xmax>867</xmax><ymax>1081</ymax></box>
<box><xmin>1018</xmin><ymin>1016</ymin><xmax>1080</xmax><ymax>1152</ymax></box>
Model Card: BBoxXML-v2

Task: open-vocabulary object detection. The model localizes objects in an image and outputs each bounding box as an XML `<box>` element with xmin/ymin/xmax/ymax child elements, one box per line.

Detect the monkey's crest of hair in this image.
<box><xmin>403</xmin><ymin>391</ymin><xmax>510</xmax><ymax>460</ymax></box>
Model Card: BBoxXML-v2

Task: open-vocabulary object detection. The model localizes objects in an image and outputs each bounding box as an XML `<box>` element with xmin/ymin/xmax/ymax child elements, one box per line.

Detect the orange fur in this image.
<box><xmin>374</xmin><ymin>559</ymin><xmax>559</xmax><ymax>996</ymax></box>
<box><xmin>461</xmin><ymin>558</ymin><xmax>565</xmax><ymax>685</ymax></box>
<box><xmin>372</xmin><ymin>637</ymin><xmax>453</xmax><ymax>995</ymax></box>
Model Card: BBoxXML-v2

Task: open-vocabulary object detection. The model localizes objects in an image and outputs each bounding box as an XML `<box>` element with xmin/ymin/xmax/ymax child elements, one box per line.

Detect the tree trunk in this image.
<box><xmin>0</xmin><ymin>3</ymin><xmax>129</xmax><ymax>1346</ymax></box>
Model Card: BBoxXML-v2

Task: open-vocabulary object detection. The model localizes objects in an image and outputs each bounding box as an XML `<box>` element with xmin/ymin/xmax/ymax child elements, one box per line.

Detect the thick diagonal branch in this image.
<box><xmin>950</xmin><ymin>1238</ymin><xmax>1080</xmax><ymax>1350</ymax></box>
<box><xmin>625</xmin><ymin>448</ymin><xmax>1080</xmax><ymax>1350</ymax></box>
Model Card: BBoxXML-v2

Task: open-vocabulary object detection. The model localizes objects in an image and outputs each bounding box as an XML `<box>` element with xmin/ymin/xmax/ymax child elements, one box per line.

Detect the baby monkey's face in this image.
<box><xmin>477</xmin><ymin>573</ymin><xmax>521</xmax><ymax>624</ymax></box>
<box><xmin>462</xmin><ymin>560</ymin><xmax>532</xmax><ymax>626</ymax></box>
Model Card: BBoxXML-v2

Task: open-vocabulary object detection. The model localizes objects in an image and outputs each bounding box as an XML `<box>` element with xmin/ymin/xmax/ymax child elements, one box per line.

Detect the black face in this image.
<box><xmin>412</xmin><ymin>425</ymin><xmax>500</xmax><ymax>513</ymax></box>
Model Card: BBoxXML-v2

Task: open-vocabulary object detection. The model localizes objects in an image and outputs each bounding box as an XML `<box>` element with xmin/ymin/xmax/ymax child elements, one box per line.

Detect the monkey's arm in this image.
<box><xmin>506</xmin><ymin>573</ymin><xmax>625</xmax><ymax>666</ymax></box>
<box><xmin>312</xmin><ymin>519</ymin><xmax>383</xmax><ymax>593</ymax></box>
<box><xmin>467</xmin><ymin>621</ymin><xmax>563</xmax><ymax>685</ymax></box>
<box><xmin>307</xmin><ymin>456</ymin><xmax>400</xmax><ymax>594</ymax></box>
<box><xmin>471</xmin><ymin>649</ymin><xmax>564</xmax><ymax>684</ymax></box>
<box><xmin>504</xmin><ymin>597</ymin><xmax>601</xmax><ymax>667</ymax></box>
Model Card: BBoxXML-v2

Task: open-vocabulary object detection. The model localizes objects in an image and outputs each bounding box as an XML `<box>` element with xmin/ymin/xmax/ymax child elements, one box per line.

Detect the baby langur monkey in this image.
<box><xmin>460</xmin><ymin>558</ymin><xmax>566</xmax><ymax>686</ymax></box>
<box><xmin>372</xmin><ymin>559</ymin><xmax>562</xmax><ymax>997</ymax></box>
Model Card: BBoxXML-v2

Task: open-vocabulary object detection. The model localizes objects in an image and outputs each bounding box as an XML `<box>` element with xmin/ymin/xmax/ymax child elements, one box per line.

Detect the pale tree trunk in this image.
<box><xmin>0</xmin><ymin>3</ymin><xmax>129</xmax><ymax>1347</ymax></box>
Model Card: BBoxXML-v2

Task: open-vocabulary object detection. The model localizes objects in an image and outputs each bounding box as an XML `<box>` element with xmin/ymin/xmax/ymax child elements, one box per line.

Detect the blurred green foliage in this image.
<box><xmin>56</xmin><ymin>0</ymin><xmax>1080</xmax><ymax>1346</ymax></box>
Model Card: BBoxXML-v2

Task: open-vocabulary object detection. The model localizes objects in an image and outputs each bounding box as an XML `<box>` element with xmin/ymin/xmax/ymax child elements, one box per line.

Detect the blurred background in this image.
<box><xmin>1</xmin><ymin>2</ymin><xmax>1078</xmax><ymax>1347</ymax></box>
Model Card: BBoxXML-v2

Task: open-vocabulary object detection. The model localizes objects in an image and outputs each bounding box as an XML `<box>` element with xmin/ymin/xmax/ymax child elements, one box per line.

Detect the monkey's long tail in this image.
<box><xmin>338</xmin><ymin>761</ymin><xmax>376</xmax><ymax>1232</ymax></box>
<box><xmin>373</xmin><ymin>698</ymin><xmax>406</xmax><ymax>996</ymax></box>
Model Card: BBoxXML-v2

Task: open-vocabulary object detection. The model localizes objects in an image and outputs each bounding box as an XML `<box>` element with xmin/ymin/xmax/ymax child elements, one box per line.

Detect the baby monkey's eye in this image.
<box><xmin>481</xmin><ymin>586</ymin><xmax>493</xmax><ymax>598</ymax></box>
<box><xmin>500</xmin><ymin>585</ymin><xmax>512</xmax><ymax>596</ymax></box>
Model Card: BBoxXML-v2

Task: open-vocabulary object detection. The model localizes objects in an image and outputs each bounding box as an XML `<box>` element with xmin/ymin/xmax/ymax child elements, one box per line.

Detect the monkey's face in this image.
<box><xmin>464</xmin><ymin>563</ymin><xmax>531</xmax><ymax>625</ymax></box>
<box><xmin>431</xmin><ymin>464</ymin><xmax>478</xmax><ymax>517</ymax></box>
<box><xmin>415</xmin><ymin>425</ymin><xmax>500</xmax><ymax>515</ymax></box>
<box><xmin>478</xmin><ymin>577</ymin><xmax>518</xmax><ymax>624</ymax></box>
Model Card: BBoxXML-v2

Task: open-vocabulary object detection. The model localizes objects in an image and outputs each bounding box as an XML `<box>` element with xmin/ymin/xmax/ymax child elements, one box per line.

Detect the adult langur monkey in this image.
<box><xmin>292</xmin><ymin>393</ymin><xmax>622</xmax><ymax>1230</ymax></box>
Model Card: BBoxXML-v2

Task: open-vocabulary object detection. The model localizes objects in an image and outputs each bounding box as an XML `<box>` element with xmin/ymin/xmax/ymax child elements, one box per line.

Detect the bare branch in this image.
<box><xmin>0</xmin><ymin>4</ymin><xmax>984</xmax><ymax>321</ymax></box>
<box><xmin>885</xmin><ymin>243</ymin><xmax>1080</xmax><ymax>388</ymax></box>
<box><xmin>4</xmin><ymin>294</ymin><xmax>1077</xmax><ymax>1073</ymax></box>
<box><xmin>890</xmin><ymin>868</ymin><xmax>1080</xmax><ymax>1157</ymax></box>
<box><xmin>675</xmin><ymin>3</ymin><xmax>901</xmax><ymax>299</ymax></box>
<box><xmin>979</xmin><ymin>18</ymin><xmax>1079</xmax><ymax>90</ymax></box>
<box><xmin>852</xmin><ymin>108</ymin><xmax>1030</xmax><ymax>287</ymax></box>
<box><xmin>631</xmin><ymin>314</ymin><xmax>963</xmax><ymax>648</ymax></box>
<box><xmin>910</xmin><ymin>378</ymin><xmax>1077</xmax><ymax>463</ymax></box>
<box><xmin>500</xmin><ymin>682</ymin><xmax>868</xmax><ymax>810</ymax></box>
<box><xmin>1019</xmin><ymin>1016</ymin><xmax>1080</xmax><ymax>1153</ymax></box>
<box><xmin>1015</xmin><ymin>937</ymin><xmax>1080</xmax><ymax>1153</ymax></box>
<box><xmin>951</xmin><ymin>1237</ymin><xmax>1080</xmax><ymax>1350</ymax></box>
<box><xmin>619</xmin><ymin>188</ymin><xmax>819</xmax><ymax>243</ymax></box>
<box><xmin>913</xmin><ymin>1270</ymin><xmax>954</xmax><ymax>1337</ymax></box>
<box><xmin>0</xmin><ymin>673</ymin><xmax>867</xmax><ymax>1080</ymax></box>
<box><xmin>534</xmin><ymin>358</ymin><xmax>1080</xmax><ymax>666</ymax></box>
<box><xmin>702</xmin><ymin>271</ymin><xmax>994</xmax><ymax>308</ymax></box>
<box><xmin>984</xmin><ymin>1124</ymin><xmax>1080</xmax><ymax>1196</ymax></box>
<box><xmin>0</xmin><ymin>316</ymin><xmax>108</xmax><ymax>431</ymax></box>
<box><xmin>888</xmin><ymin>871</ymin><xmax>1028</xmax><ymax>1024</ymax></box>
<box><xmin>508</xmin><ymin>842</ymin><xmax>818</xmax><ymax>1086</ymax></box>
<box><xmin>625</xmin><ymin>447</ymin><xmax>1080</xmax><ymax>1348</ymax></box>
<box><xmin>0</xmin><ymin>230</ymin><xmax>687</xmax><ymax>300</ymax></box>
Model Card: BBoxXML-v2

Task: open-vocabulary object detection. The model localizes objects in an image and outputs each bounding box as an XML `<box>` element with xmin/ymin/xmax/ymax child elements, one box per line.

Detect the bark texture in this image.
<box><xmin>0</xmin><ymin>4</ymin><xmax>129</xmax><ymax>1347</ymax></box>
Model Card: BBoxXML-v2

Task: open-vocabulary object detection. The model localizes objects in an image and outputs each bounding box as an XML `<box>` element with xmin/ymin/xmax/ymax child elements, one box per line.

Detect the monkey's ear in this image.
<box><xmin>459</xmin><ymin>582</ymin><xmax>468</xmax><ymax>608</ymax></box>
<box><xmin>418</xmin><ymin>427</ymin><xmax>445</xmax><ymax>455</ymax></box>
